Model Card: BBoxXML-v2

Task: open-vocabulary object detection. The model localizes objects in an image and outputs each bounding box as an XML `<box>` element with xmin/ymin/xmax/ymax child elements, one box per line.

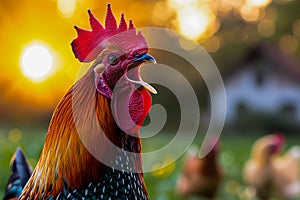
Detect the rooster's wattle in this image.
<box><xmin>18</xmin><ymin>4</ymin><xmax>156</xmax><ymax>199</ymax></box>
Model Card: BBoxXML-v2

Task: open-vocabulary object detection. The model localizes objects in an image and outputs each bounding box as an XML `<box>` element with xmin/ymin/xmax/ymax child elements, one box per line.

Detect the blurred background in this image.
<box><xmin>1</xmin><ymin>0</ymin><xmax>300</xmax><ymax>199</ymax></box>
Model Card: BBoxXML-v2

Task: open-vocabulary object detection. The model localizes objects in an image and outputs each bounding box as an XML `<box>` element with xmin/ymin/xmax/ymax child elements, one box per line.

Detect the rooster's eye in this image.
<box><xmin>107</xmin><ymin>54</ymin><xmax>119</xmax><ymax>65</ymax></box>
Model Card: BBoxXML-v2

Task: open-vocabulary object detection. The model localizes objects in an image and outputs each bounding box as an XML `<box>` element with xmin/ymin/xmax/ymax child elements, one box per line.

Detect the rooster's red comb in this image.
<box><xmin>71</xmin><ymin>4</ymin><xmax>148</xmax><ymax>62</ymax></box>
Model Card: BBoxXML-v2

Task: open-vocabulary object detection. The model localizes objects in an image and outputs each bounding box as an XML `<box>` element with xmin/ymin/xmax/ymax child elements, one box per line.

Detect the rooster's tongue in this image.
<box><xmin>132</xmin><ymin>80</ymin><xmax>157</xmax><ymax>94</ymax></box>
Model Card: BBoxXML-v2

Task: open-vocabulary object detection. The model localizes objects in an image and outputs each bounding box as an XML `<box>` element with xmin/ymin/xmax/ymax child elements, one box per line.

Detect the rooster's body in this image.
<box><xmin>17</xmin><ymin>4</ymin><xmax>156</xmax><ymax>199</ymax></box>
<box><xmin>243</xmin><ymin>134</ymin><xmax>300</xmax><ymax>200</ymax></box>
<box><xmin>177</xmin><ymin>139</ymin><xmax>223</xmax><ymax>199</ymax></box>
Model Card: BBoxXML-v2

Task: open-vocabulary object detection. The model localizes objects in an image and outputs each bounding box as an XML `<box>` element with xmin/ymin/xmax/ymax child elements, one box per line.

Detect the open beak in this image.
<box><xmin>127</xmin><ymin>54</ymin><xmax>157</xmax><ymax>94</ymax></box>
<box><xmin>133</xmin><ymin>54</ymin><xmax>157</xmax><ymax>64</ymax></box>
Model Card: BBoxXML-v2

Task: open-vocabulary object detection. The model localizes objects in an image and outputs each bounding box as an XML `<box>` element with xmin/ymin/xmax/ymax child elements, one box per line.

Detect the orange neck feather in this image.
<box><xmin>20</xmin><ymin>67</ymin><xmax>145</xmax><ymax>199</ymax></box>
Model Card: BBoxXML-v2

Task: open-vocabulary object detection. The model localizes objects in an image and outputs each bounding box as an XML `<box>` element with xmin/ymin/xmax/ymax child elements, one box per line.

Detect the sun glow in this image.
<box><xmin>167</xmin><ymin>0</ymin><xmax>216</xmax><ymax>41</ymax></box>
<box><xmin>21</xmin><ymin>44</ymin><xmax>53</xmax><ymax>82</ymax></box>
<box><xmin>168</xmin><ymin>0</ymin><xmax>198</xmax><ymax>8</ymax></box>
<box><xmin>178</xmin><ymin>7</ymin><xmax>213</xmax><ymax>40</ymax></box>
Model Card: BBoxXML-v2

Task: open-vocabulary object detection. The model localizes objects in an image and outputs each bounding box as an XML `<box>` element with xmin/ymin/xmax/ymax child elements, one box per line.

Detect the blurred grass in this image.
<box><xmin>0</xmin><ymin>125</ymin><xmax>47</xmax><ymax>198</ymax></box>
<box><xmin>143</xmin><ymin>133</ymin><xmax>258</xmax><ymax>200</ymax></box>
<box><xmin>0</xmin><ymin>126</ymin><xmax>299</xmax><ymax>199</ymax></box>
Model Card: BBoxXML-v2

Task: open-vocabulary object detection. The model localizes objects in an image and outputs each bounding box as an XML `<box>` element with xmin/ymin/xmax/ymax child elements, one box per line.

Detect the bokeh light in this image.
<box><xmin>240</xmin><ymin>4</ymin><xmax>261</xmax><ymax>22</ymax></box>
<box><xmin>151</xmin><ymin>1</ymin><xmax>174</xmax><ymax>26</ymax></box>
<box><xmin>151</xmin><ymin>155</ymin><xmax>176</xmax><ymax>178</ymax></box>
<box><xmin>225</xmin><ymin>180</ymin><xmax>241</xmax><ymax>195</ymax></box>
<box><xmin>177</xmin><ymin>6</ymin><xmax>213</xmax><ymax>40</ymax></box>
<box><xmin>168</xmin><ymin>0</ymin><xmax>198</xmax><ymax>8</ymax></box>
<box><xmin>246</xmin><ymin>0</ymin><xmax>272</xmax><ymax>7</ymax></box>
<box><xmin>216</xmin><ymin>0</ymin><xmax>239</xmax><ymax>13</ymax></box>
<box><xmin>202</xmin><ymin>35</ymin><xmax>222</xmax><ymax>53</ymax></box>
<box><xmin>8</xmin><ymin>128</ymin><xmax>23</xmax><ymax>142</ymax></box>
<box><xmin>21</xmin><ymin>44</ymin><xmax>54</xmax><ymax>82</ymax></box>
<box><xmin>57</xmin><ymin>0</ymin><xmax>77</xmax><ymax>17</ymax></box>
<box><xmin>279</xmin><ymin>35</ymin><xmax>299</xmax><ymax>54</ymax></box>
<box><xmin>178</xmin><ymin>37</ymin><xmax>198</xmax><ymax>51</ymax></box>
<box><xmin>293</xmin><ymin>19</ymin><xmax>300</xmax><ymax>38</ymax></box>
<box><xmin>257</xmin><ymin>19</ymin><xmax>276</xmax><ymax>37</ymax></box>
<box><xmin>168</xmin><ymin>0</ymin><xmax>217</xmax><ymax>41</ymax></box>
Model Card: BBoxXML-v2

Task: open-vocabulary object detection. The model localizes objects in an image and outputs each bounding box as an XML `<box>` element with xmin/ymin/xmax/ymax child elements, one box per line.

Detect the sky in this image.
<box><xmin>0</xmin><ymin>0</ymin><xmax>143</xmax><ymax>122</ymax></box>
<box><xmin>0</xmin><ymin>0</ymin><xmax>299</xmax><ymax>123</ymax></box>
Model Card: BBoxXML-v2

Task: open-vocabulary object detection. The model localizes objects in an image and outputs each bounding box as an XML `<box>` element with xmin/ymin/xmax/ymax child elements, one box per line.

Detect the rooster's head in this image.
<box><xmin>71</xmin><ymin>4</ymin><xmax>156</xmax><ymax>133</ymax></box>
<box><xmin>252</xmin><ymin>133</ymin><xmax>285</xmax><ymax>163</ymax></box>
<box><xmin>268</xmin><ymin>133</ymin><xmax>284</xmax><ymax>155</ymax></box>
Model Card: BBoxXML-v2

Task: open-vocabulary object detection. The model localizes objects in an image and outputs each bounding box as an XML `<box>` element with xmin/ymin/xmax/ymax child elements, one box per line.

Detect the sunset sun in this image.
<box><xmin>21</xmin><ymin>44</ymin><xmax>53</xmax><ymax>81</ymax></box>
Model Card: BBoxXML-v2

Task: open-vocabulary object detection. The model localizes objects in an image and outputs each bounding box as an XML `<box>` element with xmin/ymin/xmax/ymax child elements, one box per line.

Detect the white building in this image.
<box><xmin>213</xmin><ymin>44</ymin><xmax>300</xmax><ymax>126</ymax></box>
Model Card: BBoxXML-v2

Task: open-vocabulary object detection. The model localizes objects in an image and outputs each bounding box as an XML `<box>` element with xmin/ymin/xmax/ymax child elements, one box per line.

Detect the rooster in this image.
<box><xmin>18</xmin><ymin>4</ymin><xmax>157</xmax><ymax>199</ymax></box>
<box><xmin>243</xmin><ymin>133</ymin><xmax>300</xmax><ymax>200</ymax></box>
<box><xmin>177</xmin><ymin>138</ymin><xmax>223</xmax><ymax>199</ymax></box>
<box><xmin>3</xmin><ymin>148</ymin><xmax>32</xmax><ymax>200</ymax></box>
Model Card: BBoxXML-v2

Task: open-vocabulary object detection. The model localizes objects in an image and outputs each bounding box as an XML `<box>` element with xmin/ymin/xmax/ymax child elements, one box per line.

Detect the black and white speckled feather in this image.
<box><xmin>57</xmin><ymin>167</ymin><xmax>147</xmax><ymax>200</ymax></box>
<box><xmin>55</xmin><ymin>134</ymin><xmax>148</xmax><ymax>200</ymax></box>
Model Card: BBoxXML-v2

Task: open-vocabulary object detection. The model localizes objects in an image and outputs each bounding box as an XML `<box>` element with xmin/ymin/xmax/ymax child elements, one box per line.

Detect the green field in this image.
<box><xmin>0</xmin><ymin>126</ymin><xmax>299</xmax><ymax>199</ymax></box>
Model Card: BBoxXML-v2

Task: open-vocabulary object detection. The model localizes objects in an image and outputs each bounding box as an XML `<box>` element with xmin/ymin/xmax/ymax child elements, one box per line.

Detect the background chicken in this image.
<box><xmin>16</xmin><ymin>4</ymin><xmax>156</xmax><ymax>199</ymax></box>
<box><xmin>177</xmin><ymin>138</ymin><xmax>223</xmax><ymax>200</ymax></box>
<box><xmin>243</xmin><ymin>133</ymin><xmax>300</xmax><ymax>200</ymax></box>
<box><xmin>3</xmin><ymin>148</ymin><xmax>32</xmax><ymax>200</ymax></box>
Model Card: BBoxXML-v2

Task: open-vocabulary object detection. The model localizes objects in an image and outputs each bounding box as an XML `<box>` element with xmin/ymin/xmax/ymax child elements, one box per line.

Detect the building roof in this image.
<box><xmin>224</xmin><ymin>43</ymin><xmax>300</xmax><ymax>82</ymax></box>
